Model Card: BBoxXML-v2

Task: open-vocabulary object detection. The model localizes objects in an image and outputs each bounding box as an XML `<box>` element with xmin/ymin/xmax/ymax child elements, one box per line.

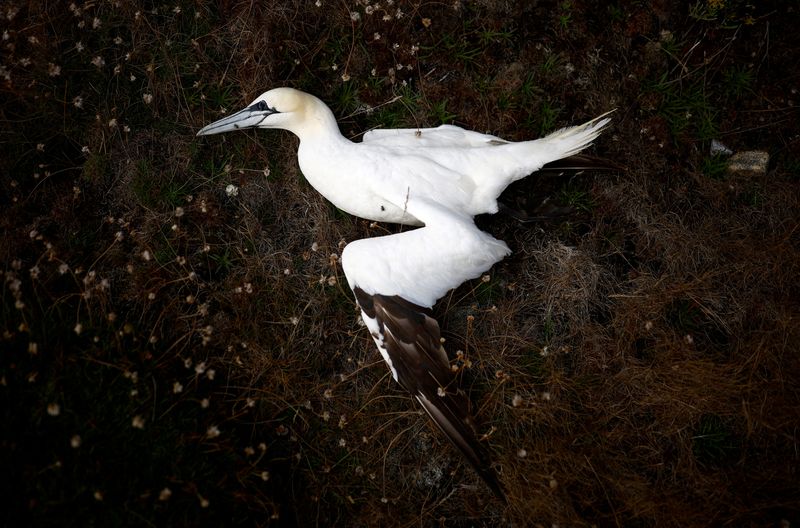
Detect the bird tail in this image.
<box><xmin>537</xmin><ymin>110</ymin><xmax>614</xmax><ymax>162</ymax></box>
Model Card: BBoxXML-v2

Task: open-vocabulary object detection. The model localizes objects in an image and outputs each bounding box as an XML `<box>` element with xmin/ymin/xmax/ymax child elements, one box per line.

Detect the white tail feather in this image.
<box><xmin>542</xmin><ymin>109</ymin><xmax>615</xmax><ymax>159</ymax></box>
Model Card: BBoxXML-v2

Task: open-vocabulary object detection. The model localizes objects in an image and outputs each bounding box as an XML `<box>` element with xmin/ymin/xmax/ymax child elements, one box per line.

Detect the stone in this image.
<box><xmin>727</xmin><ymin>150</ymin><xmax>769</xmax><ymax>176</ymax></box>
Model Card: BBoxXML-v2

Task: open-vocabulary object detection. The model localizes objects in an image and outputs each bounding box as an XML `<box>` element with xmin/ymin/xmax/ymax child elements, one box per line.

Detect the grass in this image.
<box><xmin>1</xmin><ymin>1</ymin><xmax>799</xmax><ymax>527</ymax></box>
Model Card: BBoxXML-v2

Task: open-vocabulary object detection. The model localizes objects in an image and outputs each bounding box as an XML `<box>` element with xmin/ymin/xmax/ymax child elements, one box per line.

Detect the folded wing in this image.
<box><xmin>362</xmin><ymin>124</ymin><xmax>508</xmax><ymax>148</ymax></box>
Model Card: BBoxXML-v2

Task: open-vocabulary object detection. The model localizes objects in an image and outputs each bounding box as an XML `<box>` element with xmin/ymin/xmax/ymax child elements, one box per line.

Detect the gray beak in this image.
<box><xmin>196</xmin><ymin>103</ymin><xmax>275</xmax><ymax>136</ymax></box>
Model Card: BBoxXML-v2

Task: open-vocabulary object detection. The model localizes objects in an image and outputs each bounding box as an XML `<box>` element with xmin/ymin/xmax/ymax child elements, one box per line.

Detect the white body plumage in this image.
<box><xmin>197</xmin><ymin>87</ymin><xmax>612</xmax><ymax>499</ymax></box>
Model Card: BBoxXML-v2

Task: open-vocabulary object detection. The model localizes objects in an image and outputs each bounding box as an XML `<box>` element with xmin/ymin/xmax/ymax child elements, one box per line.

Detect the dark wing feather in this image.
<box><xmin>354</xmin><ymin>287</ymin><xmax>506</xmax><ymax>501</ymax></box>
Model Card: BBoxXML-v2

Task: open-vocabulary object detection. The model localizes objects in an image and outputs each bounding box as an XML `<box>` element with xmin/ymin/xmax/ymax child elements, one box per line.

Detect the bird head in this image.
<box><xmin>196</xmin><ymin>87</ymin><xmax>332</xmax><ymax>138</ymax></box>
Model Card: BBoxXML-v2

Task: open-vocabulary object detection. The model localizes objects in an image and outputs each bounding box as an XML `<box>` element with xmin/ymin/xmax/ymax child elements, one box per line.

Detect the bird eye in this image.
<box><xmin>254</xmin><ymin>100</ymin><xmax>268</xmax><ymax>111</ymax></box>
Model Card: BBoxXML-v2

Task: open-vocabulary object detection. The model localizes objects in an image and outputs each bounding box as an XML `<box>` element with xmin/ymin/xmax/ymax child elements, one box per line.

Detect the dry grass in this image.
<box><xmin>1</xmin><ymin>1</ymin><xmax>799</xmax><ymax>526</ymax></box>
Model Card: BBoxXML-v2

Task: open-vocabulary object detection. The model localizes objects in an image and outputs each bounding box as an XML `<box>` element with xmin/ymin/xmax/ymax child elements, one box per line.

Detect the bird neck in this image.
<box><xmin>290</xmin><ymin>97</ymin><xmax>346</xmax><ymax>144</ymax></box>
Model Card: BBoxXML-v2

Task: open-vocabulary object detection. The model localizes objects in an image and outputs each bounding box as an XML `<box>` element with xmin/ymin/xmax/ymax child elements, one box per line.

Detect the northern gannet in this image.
<box><xmin>197</xmin><ymin>87</ymin><xmax>611</xmax><ymax>500</ymax></box>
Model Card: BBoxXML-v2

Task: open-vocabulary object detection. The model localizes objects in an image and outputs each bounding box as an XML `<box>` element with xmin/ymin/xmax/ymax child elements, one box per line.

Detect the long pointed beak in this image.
<box><xmin>196</xmin><ymin>105</ymin><xmax>272</xmax><ymax>136</ymax></box>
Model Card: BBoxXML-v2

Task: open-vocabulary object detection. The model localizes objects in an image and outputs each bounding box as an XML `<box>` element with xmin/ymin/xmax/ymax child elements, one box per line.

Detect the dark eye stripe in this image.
<box><xmin>251</xmin><ymin>100</ymin><xmax>278</xmax><ymax>113</ymax></box>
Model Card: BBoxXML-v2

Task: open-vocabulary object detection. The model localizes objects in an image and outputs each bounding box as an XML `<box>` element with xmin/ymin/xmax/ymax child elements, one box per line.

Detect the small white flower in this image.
<box><xmin>225</xmin><ymin>183</ymin><xmax>238</xmax><ymax>196</ymax></box>
<box><xmin>206</xmin><ymin>425</ymin><xmax>220</xmax><ymax>438</ymax></box>
<box><xmin>512</xmin><ymin>394</ymin><xmax>523</xmax><ymax>407</ymax></box>
<box><xmin>47</xmin><ymin>63</ymin><xmax>61</xmax><ymax>77</ymax></box>
<box><xmin>92</xmin><ymin>17</ymin><xmax>101</xmax><ymax>29</ymax></box>
<box><xmin>91</xmin><ymin>56</ymin><xmax>105</xmax><ymax>68</ymax></box>
<box><xmin>517</xmin><ymin>448</ymin><xmax>527</xmax><ymax>458</ymax></box>
<box><xmin>74</xmin><ymin>323</ymin><xmax>83</xmax><ymax>335</ymax></box>
<box><xmin>173</xmin><ymin>381</ymin><xmax>183</xmax><ymax>393</ymax></box>
<box><xmin>142</xmin><ymin>93</ymin><xmax>153</xmax><ymax>104</ymax></box>
<box><xmin>47</xmin><ymin>403</ymin><xmax>61</xmax><ymax>416</ymax></box>
<box><xmin>70</xmin><ymin>435</ymin><xmax>81</xmax><ymax>448</ymax></box>
<box><xmin>200</xmin><ymin>398</ymin><xmax>210</xmax><ymax>408</ymax></box>
<box><xmin>159</xmin><ymin>488</ymin><xmax>172</xmax><ymax>501</ymax></box>
<box><xmin>260</xmin><ymin>471</ymin><xmax>270</xmax><ymax>481</ymax></box>
<box><xmin>131</xmin><ymin>415</ymin><xmax>145</xmax><ymax>429</ymax></box>
<box><xmin>108</xmin><ymin>118</ymin><xmax>117</xmax><ymax>128</ymax></box>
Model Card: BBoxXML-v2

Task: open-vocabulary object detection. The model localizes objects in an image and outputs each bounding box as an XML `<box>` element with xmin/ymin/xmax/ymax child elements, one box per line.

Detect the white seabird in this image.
<box><xmin>197</xmin><ymin>87</ymin><xmax>611</xmax><ymax>500</ymax></box>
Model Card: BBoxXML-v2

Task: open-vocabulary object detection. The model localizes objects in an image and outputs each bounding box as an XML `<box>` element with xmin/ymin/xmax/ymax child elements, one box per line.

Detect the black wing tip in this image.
<box><xmin>463</xmin><ymin>441</ymin><xmax>507</xmax><ymax>502</ymax></box>
<box><xmin>541</xmin><ymin>153</ymin><xmax>626</xmax><ymax>173</ymax></box>
<box><xmin>414</xmin><ymin>392</ymin><xmax>507</xmax><ymax>502</ymax></box>
<box><xmin>483</xmin><ymin>465</ymin><xmax>508</xmax><ymax>503</ymax></box>
<box><xmin>352</xmin><ymin>286</ymin><xmax>507</xmax><ymax>501</ymax></box>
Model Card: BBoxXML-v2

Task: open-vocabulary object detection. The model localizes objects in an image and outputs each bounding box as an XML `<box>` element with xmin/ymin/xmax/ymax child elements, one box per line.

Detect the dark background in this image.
<box><xmin>1</xmin><ymin>1</ymin><xmax>798</xmax><ymax>526</ymax></box>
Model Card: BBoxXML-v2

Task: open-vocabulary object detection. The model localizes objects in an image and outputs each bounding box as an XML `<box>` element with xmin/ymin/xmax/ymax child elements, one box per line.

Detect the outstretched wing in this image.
<box><xmin>353</xmin><ymin>288</ymin><xmax>505</xmax><ymax>500</ymax></box>
<box><xmin>362</xmin><ymin>124</ymin><xmax>509</xmax><ymax>149</ymax></box>
<box><xmin>341</xmin><ymin>199</ymin><xmax>509</xmax><ymax>499</ymax></box>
